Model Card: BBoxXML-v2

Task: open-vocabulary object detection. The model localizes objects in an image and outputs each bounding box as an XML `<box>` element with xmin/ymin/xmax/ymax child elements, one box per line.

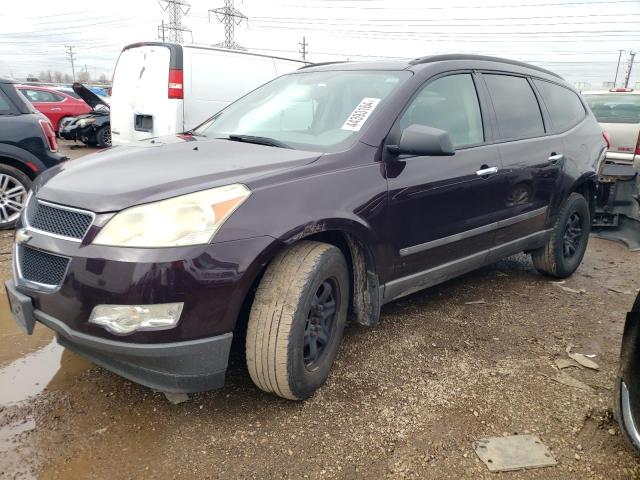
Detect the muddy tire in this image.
<box><xmin>531</xmin><ymin>192</ymin><xmax>590</xmax><ymax>278</ymax></box>
<box><xmin>0</xmin><ymin>165</ymin><xmax>31</xmax><ymax>230</ymax></box>
<box><xmin>246</xmin><ymin>241</ymin><xmax>349</xmax><ymax>400</ymax></box>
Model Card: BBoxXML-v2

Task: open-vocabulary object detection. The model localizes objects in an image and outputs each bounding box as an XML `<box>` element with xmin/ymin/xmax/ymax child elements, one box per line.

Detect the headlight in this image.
<box><xmin>93</xmin><ymin>184</ymin><xmax>251</xmax><ymax>247</ymax></box>
<box><xmin>78</xmin><ymin>118</ymin><xmax>96</xmax><ymax>127</ymax></box>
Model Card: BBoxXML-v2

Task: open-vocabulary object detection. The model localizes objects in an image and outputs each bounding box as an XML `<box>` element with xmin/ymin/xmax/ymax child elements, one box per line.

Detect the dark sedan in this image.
<box><xmin>6</xmin><ymin>55</ymin><xmax>606</xmax><ymax>400</ymax></box>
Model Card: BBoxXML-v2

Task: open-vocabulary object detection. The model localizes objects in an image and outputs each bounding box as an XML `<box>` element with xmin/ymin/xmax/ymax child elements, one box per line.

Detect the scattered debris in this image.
<box><xmin>93</xmin><ymin>427</ymin><xmax>108</xmax><ymax>435</ymax></box>
<box><xmin>555</xmin><ymin>358</ymin><xmax>580</xmax><ymax>370</ymax></box>
<box><xmin>557</xmin><ymin>286</ymin><xmax>586</xmax><ymax>294</ymax></box>
<box><xmin>546</xmin><ymin>372</ymin><xmax>594</xmax><ymax>393</ymax></box>
<box><xmin>568</xmin><ymin>353</ymin><xmax>600</xmax><ymax>370</ymax></box>
<box><xmin>608</xmin><ymin>287</ymin><xmax>633</xmax><ymax>295</ymax></box>
<box><xmin>163</xmin><ymin>392</ymin><xmax>190</xmax><ymax>405</ymax></box>
<box><xmin>473</xmin><ymin>435</ymin><xmax>557</xmax><ymax>472</ymax></box>
<box><xmin>464</xmin><ymin>299</ymin><xmax>486</xmax><ymax>305</ymax></box>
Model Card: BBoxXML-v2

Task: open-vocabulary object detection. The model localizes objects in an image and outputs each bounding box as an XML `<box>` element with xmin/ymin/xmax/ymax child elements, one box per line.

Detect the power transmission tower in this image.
<box><xmin>65</xmin><ymin>45</ymin><xmax>76</xmax><ymax>82</ymax></box>
<box><xmin>623</xmin><ymin>51</ymin><xmax>636</xmax><ymax>89</ymax></box>
<box><xmin>158</xmin><ymin>0</ymin><xmax>192</xmax><ymax>43</ymax></box>
<box><xmin>209</xmin><ymin>0</ymin><xmax>247</xmax><ymax>51</ymax></box>
<box><xmin>299</xmin><ymin>36</ymin><xmax>308</xmax><ymax>61</ymax></box>
<box><xmin>614</xmin><ymin>49</ymin><xmax>624</xmax><ymax>87</ymax></box>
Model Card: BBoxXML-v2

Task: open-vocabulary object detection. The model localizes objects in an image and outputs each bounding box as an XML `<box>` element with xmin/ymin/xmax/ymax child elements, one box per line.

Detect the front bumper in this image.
<box><xmin>6</xmin><ymin>279</ymin><xmax>232</xmax><ymax>393</ymax></box>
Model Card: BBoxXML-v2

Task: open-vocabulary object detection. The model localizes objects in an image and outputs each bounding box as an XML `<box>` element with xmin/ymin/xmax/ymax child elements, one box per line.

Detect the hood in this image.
<box><xmin>72</xmin><ymin>82</ymin><xmax>110</xmax><ymax>111</ymax></box>
<box><xmin>35</xmin><ymin>135</ymin><xmax>322</xmax><ymax>212</ymax></box>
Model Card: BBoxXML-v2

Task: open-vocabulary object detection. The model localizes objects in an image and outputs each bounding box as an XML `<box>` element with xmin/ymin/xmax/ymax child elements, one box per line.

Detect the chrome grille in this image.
<box><xmin>18</xmin><ymin>245</ymin><xmax>70</xmax><ymax>287</ymax></box>
<box><xmin>26</xmin><ymin>198</ymin><xmax>93</xmax><ymax>240</ymax></box>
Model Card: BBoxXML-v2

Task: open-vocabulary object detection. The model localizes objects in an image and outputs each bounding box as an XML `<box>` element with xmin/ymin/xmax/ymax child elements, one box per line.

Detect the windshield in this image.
<box><xmin>195</xmin><ymin>70</ymin><xmax>412</xmax><ymax>152</ymax></box>
<box><xmin>584</xmin><ymin>94</ymin><xmax>640</xmax><ymax>124</ymax></box>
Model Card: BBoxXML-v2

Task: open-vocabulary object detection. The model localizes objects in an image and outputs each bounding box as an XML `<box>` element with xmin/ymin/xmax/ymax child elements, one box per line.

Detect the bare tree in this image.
<box><xmin>53</xmin><ymin>71</ymin><xmax>64</xmax><ymax>83</ymax></box>
<box><xmin>98</xmin><ymin>73</ymin><xmax>107</xmax><ymax>84</ymax></box>
<box><xmin>39</xmin><ymin>70</ymin><xmax>53</xmax><ymax>82</ymax></box>
<box><xmin>77</xmin><ymin>70</ymin><xmax>90</xmax><ymax>84</ymax></box>
<box><xmin>62</xmin><ymin>73</ymin><xmax>73</xmax><ymax>84</ymax></box>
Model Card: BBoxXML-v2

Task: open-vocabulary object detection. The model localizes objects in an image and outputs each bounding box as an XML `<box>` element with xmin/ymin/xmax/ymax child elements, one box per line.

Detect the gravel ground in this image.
<box><xmin>0</xmin><ymin>142</ymin><xmax>639</xmax><ymax>479</ymax></box>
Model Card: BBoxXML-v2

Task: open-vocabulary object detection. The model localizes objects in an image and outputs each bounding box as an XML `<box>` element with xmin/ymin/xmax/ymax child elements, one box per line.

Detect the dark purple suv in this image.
<box><xmin>6</xmin><ymin>55</ymin><xmax>607</xmax><ymax>400</ymax></box>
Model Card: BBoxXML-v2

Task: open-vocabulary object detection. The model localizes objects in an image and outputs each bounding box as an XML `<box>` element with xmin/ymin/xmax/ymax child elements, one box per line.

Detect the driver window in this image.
<box><xmin>399</xmin><ymin>74</ymin><xmax>484</xmax><ymax>148</ymax></box>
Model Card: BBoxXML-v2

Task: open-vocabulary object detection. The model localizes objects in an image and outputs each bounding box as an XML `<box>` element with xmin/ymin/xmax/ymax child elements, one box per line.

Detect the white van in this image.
<box><xmin>110</xmin><ymin>42</ymin><xmax>306</xmax><ymax>145</ymax></box>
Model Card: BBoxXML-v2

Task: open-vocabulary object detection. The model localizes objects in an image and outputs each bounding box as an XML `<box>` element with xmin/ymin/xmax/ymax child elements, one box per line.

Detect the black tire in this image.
<box><xmin>531</xmin><ymin>192</ymin><xmax>590</xmax><ymax>278</ymax></box>
<box><xmin>0</xmin><ymin>165</ymin><xmax>31</xmax><ymax>230</ymax></box>
<box><xmin>246</xmin><ymin>241</ymin><xmax>349</xmax><ymax>400</ymax></box>
<box><xmin>96</xmin><ymin>126</ymin><xmax>111</xmax><ymax>148</ymax></box>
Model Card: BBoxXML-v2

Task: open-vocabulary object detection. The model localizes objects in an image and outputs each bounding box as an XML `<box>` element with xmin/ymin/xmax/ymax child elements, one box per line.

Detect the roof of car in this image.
<box><xmin>299</xmin><ymin>54</ymin><xmax>563</xmax><ymax>79</ymax></box>
<box><xmin>582</xmin><ymin>90</ymin><xmax>639</xmax><ymax>95</ymax></box>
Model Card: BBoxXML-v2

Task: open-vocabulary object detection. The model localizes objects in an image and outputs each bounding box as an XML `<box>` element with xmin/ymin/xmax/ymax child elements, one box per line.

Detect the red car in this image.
<box><xmin>17</xmin><ymin>85</ymin><xmax>91</xmax><ymax>132</ymax></box>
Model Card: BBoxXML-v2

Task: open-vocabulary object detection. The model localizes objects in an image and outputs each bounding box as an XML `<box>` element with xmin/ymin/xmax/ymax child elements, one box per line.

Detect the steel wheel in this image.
<box><xmin>0</xmin><ymin>173</ymin><xmax>27</xmax><ymax>227</ymax></box>
<box><xmin>304</xmin><ymin>278</ymin><xmax>339</xmax><ymax>368</ymax></box>
<box><xmin>563</xmin><ymin>212</ymin><xmax>583</xmax><ymax>258</ymax></box>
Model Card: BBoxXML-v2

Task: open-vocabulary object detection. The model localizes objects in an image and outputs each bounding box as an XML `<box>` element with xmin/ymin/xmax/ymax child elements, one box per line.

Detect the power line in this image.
<box><xmin>270</xmin><ymin>0</ymin><xmax>640</xmax><ymax>9</ymax></box>
<box><xmin>209</xmin><ymin>0</ymin><xmax>247</xmax><ymax>50</ymax></box>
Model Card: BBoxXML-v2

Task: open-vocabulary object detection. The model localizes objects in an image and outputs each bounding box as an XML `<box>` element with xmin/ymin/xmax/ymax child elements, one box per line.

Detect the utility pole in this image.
<box><xmin>624</xmin><ymin>51</ymin><xmax>636</xmax><ymax>89</ymax></box>
<box><xmin>209</xmin><ymin>0</ymin><xmax>247</xmax><ymax>51</ymax></box>
<box><xmin>614</xmin><ymin>49</ymin><xmax>624</xmax><ymax>87</ymax></box>
<box><xmin>65</xmin><ymin>45</ymin><xmax>76</xmax><ymax>82</ymax></box>
<box><xmin>299</xmin><ymin>36</ymin><xmax>308</xmax><ymax>62</ymax></box>
<box><xmin>158</xmin><ymin>0</ymin><xmax>191</xmax><ymax>43</ymax></box>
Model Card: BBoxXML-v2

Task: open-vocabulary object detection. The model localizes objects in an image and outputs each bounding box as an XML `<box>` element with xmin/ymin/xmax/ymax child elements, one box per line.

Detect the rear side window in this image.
<box><xmin>534</xmin><ymin>80</ymin><xmax>585</xmax><ymax>132</ymax></box>
<box><xmin>399</xmin><ymin>73</ymin><xmax>484</xmax><ymax>148</ymax></box>
<box><xmin>484</xmin><ymin>74</ymin><xmax>545</xmax><ymax>140</ymax></box>
<box><xmin>20</xmin><ymin>89</ymin><xmax>63</xmax><ymax>103</ymax></box>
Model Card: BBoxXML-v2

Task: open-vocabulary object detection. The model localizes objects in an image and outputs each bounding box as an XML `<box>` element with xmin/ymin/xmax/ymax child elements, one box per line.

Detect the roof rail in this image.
<box><xmin>298</xmin><ymin>61</ymin><xmax>347</xmax><ymax>70</ymax></box>
<box><xmin>409</xmin><ymin>54</ymin><xmax>562</xmax><ymax>79</ymax></box>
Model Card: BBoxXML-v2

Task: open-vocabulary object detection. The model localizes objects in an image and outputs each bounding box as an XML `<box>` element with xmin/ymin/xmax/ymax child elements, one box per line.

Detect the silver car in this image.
<box><xmin>583</xmin><ymin>89</ymin><xmax>640</xmax><ymax>250</ymax></box>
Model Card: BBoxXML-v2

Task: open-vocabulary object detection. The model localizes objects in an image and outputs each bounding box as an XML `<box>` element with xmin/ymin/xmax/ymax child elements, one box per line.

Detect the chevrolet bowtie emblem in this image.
<box><xmin>15</xmin><ymin>228</ymin><xmax>32</xmax><ymax>245</ymax></box>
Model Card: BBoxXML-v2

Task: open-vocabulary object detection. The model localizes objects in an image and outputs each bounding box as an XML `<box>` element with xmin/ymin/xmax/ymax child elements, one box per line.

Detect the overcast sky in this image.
<box><xmin>1</xmin><ymin>0</ymin><xmax>639</xmax><ymax>87</ymax></box>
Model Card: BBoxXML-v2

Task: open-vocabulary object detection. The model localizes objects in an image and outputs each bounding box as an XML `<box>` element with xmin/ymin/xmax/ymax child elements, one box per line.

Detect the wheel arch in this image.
<box><xmin>570</xmin><ymin>172</ymin><xmax>597</xmax><ymax>216</ymax></box>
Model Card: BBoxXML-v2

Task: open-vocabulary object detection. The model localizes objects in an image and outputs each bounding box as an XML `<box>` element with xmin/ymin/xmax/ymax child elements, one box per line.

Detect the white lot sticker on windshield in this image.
<box><xmin>341</xmin><ymin>98</ymin><xmax>382</xmax><ymax>131</ymax></box>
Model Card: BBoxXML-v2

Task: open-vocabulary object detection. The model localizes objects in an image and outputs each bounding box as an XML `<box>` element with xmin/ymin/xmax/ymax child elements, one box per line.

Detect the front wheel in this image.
<box><xmin>0</xmin><ymin>165</ymin><xmax>31</xmax><ymax>230</ymax></box>
<box><xmin>246</xmin><ymin>241</ymin><xmax>349</xmax><ymax>400</ymax></box>
<box><xmin>95</xmin><ymin>126</ymin><xmax>111</xmax><ymax>148</ymax></box>
<box><xmin>531</xmin><ymin>192</ymin><xmax>590</xmax><ymax>278</ymax></box>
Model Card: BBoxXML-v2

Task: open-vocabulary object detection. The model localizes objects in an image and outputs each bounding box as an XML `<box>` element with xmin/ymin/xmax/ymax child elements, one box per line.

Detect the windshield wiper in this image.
<box><xmin>225</xmin><ymin>134</ymin><xmax>292</xmax><ymax>149</ymax></box>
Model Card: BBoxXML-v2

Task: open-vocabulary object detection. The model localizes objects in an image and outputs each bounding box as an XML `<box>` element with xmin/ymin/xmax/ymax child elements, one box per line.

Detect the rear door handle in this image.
<box><xmin>548</xmin><ymin>153</ymin><xmax>564</xmax><ymax>165</ymax></box>
<box><xmin>476</xmin><ymin>166</ymin><xmax>499</xmax><ymax>177</ymax></box>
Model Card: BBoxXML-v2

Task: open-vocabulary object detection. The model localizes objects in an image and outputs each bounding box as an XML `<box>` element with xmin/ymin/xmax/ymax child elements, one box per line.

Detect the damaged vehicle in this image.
<box><xmin>583</xmin><ymin>89</ymin><xmax>640</xmax><ymax>250</ymax></box>
<box><xmin>616</xmin><ymin>291</ymin><xmax>640</xmax><ymax>455</ymax></box>
<box><xmin>59</xmin><ymin>82</ymin><xmax>111</xmax><ymax>148</ymax></box>
<box><xmin>5</xmin><ymin>55</ymin><xmax>605</xmax><ymax>400</ymax></box>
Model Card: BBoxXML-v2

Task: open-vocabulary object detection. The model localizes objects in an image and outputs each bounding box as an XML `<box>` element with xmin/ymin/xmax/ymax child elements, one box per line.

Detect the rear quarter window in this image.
<box><xmin>0</xmin><ymin>90</ymin><xmax>12</xmax><ymax>114</ymax></box>
<box><xmin>483</xmin><ymin>74</ymin><xmax>545</xmax><ymax>140</ymax></box>
<box><xmin>533</xmin><ymin>79</ymin><xmax>586</xmax><ymax>132</ymax></box>
<box><xmin>583</xmin><ymin>94</ymin><xmax>640</xmax><ymax>124</ymax></box>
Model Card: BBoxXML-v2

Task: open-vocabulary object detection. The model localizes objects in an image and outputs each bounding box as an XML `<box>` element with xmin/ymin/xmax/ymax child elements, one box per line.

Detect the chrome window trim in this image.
<box><xmin>13</xmin><ymin>243</ymin><xmax>71</xmax><ymax>293</ymax></box>
<box><xmin>399</xmin><ymin>206</ymin><xmax>548</xmax><ymax>256</ymax></box>
<box><xmin>24</xmin><ymin>198</ymin><xmax>95</xmax><ymax>243</ymax></box>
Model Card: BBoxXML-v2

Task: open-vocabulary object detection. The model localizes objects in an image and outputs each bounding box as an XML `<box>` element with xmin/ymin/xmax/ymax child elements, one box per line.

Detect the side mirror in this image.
<box><xmin>387</xmin><ymin>124</ymin><xmax>455</xmax><ymax>157</ymax></box>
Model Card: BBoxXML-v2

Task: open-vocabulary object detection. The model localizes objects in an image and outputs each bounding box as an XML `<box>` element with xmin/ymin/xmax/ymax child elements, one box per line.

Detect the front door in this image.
<box><xmin>384</xmin><ymin>72</ymin><xmax>503</xmax><ymax>299</ymax></box>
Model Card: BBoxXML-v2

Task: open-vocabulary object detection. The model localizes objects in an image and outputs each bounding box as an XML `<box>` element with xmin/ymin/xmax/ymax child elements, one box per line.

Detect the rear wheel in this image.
<box><xmin>96</xmin><ymin>126</ymin><xmax>111</xmax><ymax>148</ymax></box>
<box><xmin>246</xmin><ymin>241</ymin><xmax>349</xmax><ymax>400</ymax></box>
<box><xmin>0</xmin><ymin>165</ymin><xmax>31</xmax><ymax>230</ymax></box>
<box><xmin>531</xmin><ymin>192</ymin><xmax>590</xmax><ymax>278</ymax></box>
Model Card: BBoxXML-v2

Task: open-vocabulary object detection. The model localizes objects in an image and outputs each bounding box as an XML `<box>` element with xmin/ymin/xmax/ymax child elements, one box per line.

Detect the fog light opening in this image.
<box><xmin>88</xmin><ymin>303</ymin><xmax>184</xmax><ymax>335</ymax></box>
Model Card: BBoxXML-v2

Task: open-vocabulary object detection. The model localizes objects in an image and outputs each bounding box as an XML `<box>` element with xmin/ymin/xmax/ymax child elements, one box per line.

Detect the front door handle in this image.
<box><xmin>548</xmin><ymin>153</ymin><xmax>564</xmax><ymax>165</ymax></box>
<box><xmin>476</xmin><ymin>166</ymin><xmax>499</xmax><ymax>177</ymax></box>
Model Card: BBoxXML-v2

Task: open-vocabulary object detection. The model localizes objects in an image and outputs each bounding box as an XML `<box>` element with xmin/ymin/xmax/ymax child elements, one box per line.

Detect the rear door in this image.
<box><xmin>111</xmin><ymin>44</ymin><xmax>181</xmax><ymax>145</ymax></box>
<box><xmin>481</xmin><ymin>73</ymin><xmax>563</xmax><ymax>247</ymax></box>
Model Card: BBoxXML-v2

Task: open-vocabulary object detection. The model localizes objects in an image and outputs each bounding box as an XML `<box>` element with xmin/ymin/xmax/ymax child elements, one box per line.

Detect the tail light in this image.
<box><xmin>603</xmin><ymin>131</ymin><xmax>611</xmax><ymax>149</ymax></box>
<box><xmin>168</xmin><ymin>69</ymin><xmax>183</xmax><ymax>99</ymax></box>
<box><xmin>38</xmin><ymin>119</ymin><xmax>58</xmax><ymax>152</ymax></box>
<box><xmin>635</xmin><ymin>131</ymin><xmax>640</xmax><ymax>156</ymax></box>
